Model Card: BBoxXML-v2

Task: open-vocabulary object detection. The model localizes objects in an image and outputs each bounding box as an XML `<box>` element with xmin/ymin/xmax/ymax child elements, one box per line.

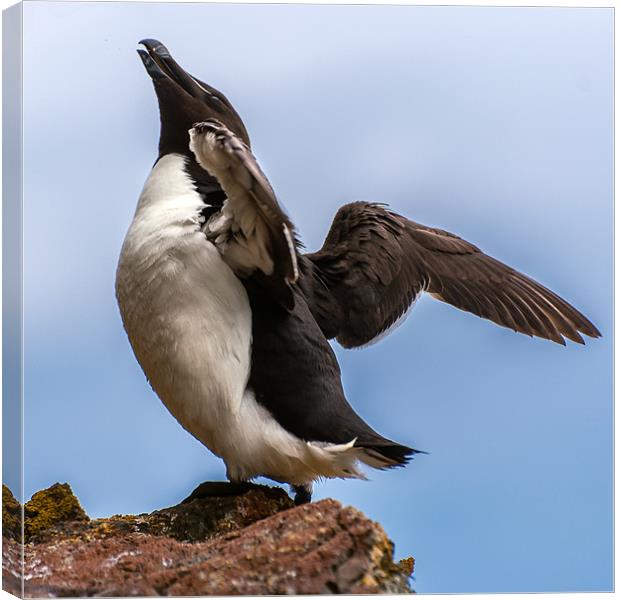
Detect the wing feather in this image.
<box><xmin>306</xmin><ymin>202</ymin><xmax>600</xmax><ymax>347</ymax></box>
<box><xmin>189</xmin><ymin>119</ymin><xmax>298</xmax><ymax>306</ymax></box>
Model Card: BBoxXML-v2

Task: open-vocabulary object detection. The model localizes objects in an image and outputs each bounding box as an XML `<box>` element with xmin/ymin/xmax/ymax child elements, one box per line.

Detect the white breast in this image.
<box><xmin>116</xmin><ymin>153</ymin><xmax>368</xmax><ymax>486</ymax></box>
<box><xmin>115</xmin><ymin>153</ymin><xmax>253</xmax><ymax>458</ymax></box>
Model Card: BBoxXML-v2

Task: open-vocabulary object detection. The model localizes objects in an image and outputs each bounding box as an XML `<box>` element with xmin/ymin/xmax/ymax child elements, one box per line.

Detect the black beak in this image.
<box><xmin>139</xmin><ymin>38</ymin><xmax>170</xmax><ymax>57</ymax></box>
<box><xmin>137</xmin><ymin>38</ymin><xmax>252</xmax><ymax>147</ymax></box>
<box><xmin>137</xmin><ymin>48</ymin><xmax>167</xmax><ymax>81</ymax></box>
<box><xmin>138</xmin><ymin>39</ymin><xmax>206</xmax><ymax>100</ymax></box>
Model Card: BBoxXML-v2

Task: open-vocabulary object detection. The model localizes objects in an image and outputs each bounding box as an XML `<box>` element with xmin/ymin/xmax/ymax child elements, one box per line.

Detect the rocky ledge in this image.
<box><xmin>3</xmin><ymin>482</ymin><xmax>413</xmax><ymax>596</ymax></box>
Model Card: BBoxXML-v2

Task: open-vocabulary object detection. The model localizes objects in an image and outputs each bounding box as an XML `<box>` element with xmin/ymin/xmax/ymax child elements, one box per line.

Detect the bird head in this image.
<box><xmin>137</xmin><ymin>39</ymin><xmax>250</xmax><ymax>157</ymax></box>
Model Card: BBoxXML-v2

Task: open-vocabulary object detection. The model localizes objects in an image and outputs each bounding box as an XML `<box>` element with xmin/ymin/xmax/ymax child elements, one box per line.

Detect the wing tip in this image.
<box><xmin>583</xmin><ymin>322</ymin><xmax>603</xmax><ymax>339</ymax></box>
<box><xmin>543</xmin><ymin>323</ymin><xmax>602</xmax><ymax>346</ymax></box>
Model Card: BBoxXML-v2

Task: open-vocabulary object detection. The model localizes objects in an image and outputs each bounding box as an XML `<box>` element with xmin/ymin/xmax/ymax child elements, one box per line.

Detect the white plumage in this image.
<box><xmin>116</xmin><ymin>153</ymin><xmax>366</xmax><ymax>485</ymax></box>
<box><xmin>189</xmin><ymin>128</ymin><xmax>275</xmax><ymax>278</ymax></box>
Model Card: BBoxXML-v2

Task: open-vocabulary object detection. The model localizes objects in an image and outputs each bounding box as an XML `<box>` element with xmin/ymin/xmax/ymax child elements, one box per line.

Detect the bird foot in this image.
<box><xmin>292</xmin><ymin>483</ymin><xmax>313</xmax><ymax>505</ymax></box>
<box><xmin>181</xmin><ymin>481</ymin><xmax>260</xmax><ymax>504</ymax></box>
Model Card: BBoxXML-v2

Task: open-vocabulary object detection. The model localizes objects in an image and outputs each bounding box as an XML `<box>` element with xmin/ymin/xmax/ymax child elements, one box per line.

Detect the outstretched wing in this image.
<box><xmin>189</xmin><ymin>119</ymin><xmax>299</xmax><ymax>306</ymax></box>
<box><xmin>306</xmin><ymin>202</ymin><xmax>601</xmax><ymax>348</ymax></box>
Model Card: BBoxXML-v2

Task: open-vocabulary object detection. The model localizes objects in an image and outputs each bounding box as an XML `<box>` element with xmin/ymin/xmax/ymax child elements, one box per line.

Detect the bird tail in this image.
<box><xmin>355</xmin><ymin>440</ymin><xmax>426</xmax><ymax>470</ymax></box>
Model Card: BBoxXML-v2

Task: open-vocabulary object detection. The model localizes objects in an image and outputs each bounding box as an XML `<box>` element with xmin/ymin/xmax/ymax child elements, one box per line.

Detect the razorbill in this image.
<box><xmin>115</xmin><ymin>39</ymin><xmax>600</xmax><ymax>505</ymax></box>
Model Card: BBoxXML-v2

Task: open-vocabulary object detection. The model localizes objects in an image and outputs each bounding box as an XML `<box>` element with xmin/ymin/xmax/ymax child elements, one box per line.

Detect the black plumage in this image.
<box><xmin>136</xmin><ymin>39</ymin><xmax>600</xmax><ymax>496</ymax></box>
<box><xmin>245</xmin><ymin>276</ymin><xmax>418</xmax><ymax>466</ymax></box>
<box><xmin>305</xmin><ymin>202</ymin><xmax>600</xmax><ymax>347</ymax></box>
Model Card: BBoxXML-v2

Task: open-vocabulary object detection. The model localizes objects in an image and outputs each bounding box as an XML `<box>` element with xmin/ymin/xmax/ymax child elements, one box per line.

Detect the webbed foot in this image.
<box><xmin>292</xmin><ymin>483</ymin><xmax>313</xmax><ymax>505</ymax></box>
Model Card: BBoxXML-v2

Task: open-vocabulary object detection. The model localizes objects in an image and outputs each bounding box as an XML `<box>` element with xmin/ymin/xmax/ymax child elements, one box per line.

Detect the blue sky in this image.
<box><xmin>10</xmin><ymin>2</ymin><xmax>613</xmax><ymax>593</ymax></box>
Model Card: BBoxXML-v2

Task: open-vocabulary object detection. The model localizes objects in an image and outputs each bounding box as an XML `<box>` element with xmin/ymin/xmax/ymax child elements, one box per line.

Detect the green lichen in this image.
<box><xmin>2</xmin><ymin>484</ymin><xmax>22</xmax><ymax>541</ymax></box>
<box><xmin>398</xmin><ymin>556</ymin><xmax>415</xmax><ymax>577</ymax></box>
<box><xmin>24</xmin><ymin>483</ymin><xmax>88</xmax><ymax>541</ymax></box>
<box><xmin>364</xmin><ymin>520</ymin><xmax>414</xmax><ymax>593</ymax></box>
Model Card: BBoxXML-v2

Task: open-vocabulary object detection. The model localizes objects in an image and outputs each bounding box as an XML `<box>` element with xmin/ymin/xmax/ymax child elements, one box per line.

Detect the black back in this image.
<box><xmin>244</xmin><ymin>276</ymin><xmax>405</xmax><ymax>451</ymax></box>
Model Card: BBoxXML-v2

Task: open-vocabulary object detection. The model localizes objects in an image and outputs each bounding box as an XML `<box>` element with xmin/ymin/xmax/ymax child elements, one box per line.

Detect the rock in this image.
<box><xmin>24</xmin><ymin>482</ymin><xmax>294</xmax><ymax>547</ymax></box>
<box><xmin>23</xmin><ymin>483</ymin><xmax>89</xmax><ymax>543</ymax></box>
<box><xmin>2</xmin><ymin>485</ymin><xmax>21</xmax><ymax>542</ymax></box>
<box><xmin>2</xmin><ymin>482</ymin><xmax>413</xmax><ymax>596</ymax></box>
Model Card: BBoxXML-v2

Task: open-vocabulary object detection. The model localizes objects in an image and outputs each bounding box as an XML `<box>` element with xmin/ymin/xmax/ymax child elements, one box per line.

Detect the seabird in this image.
<box><xmin>116</xmin><ymin>39</ymin><xmax>600</xmax><ymax>505</ymax></box>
